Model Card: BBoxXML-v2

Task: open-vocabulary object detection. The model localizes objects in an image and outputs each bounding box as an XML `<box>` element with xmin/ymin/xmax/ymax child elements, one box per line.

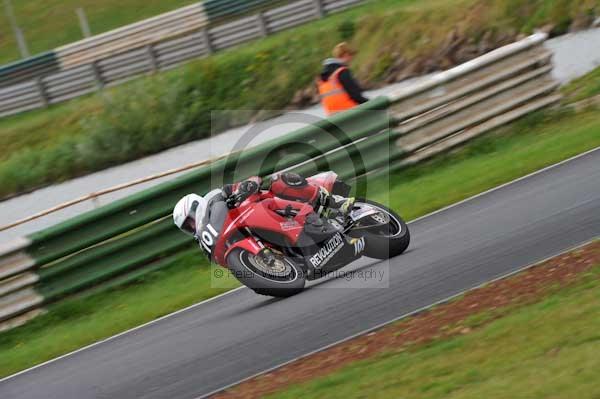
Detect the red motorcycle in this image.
<box><xmin>197</xmin><ymin>172</ymin><xmax>410</xmax><ymax>297</ymax></box>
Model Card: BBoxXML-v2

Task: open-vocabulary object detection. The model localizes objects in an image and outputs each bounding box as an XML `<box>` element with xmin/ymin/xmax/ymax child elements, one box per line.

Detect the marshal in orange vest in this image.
<box><xmin>318</xmin><ymin>66</ymin><xmax>359</xmax><ymax>116</ymax></box>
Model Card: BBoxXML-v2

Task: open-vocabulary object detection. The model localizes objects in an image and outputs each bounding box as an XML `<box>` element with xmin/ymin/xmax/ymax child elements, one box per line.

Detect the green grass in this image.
<box><xmin>0</xmin><ymin>0</ymin><xmax>597</xmax><ymax>199</ymax></box>
<box><xmin>0</xmin><ymin>0</ymin><xmax>197</xmax><ymax>65</ymax></box>
<box><xmin>0</xmin><ymin>102</ymin><xmax>599</xmax><ymax>378</ymax></box>
<box><xmin>267</xmin><ymin>266</ymin><xmax>600</xmax><ymax>399</ymax></box>
<box><xmin>562</xmin><ymin>65</ymin><xmax>600</xmax><ymax>103</ymax></box>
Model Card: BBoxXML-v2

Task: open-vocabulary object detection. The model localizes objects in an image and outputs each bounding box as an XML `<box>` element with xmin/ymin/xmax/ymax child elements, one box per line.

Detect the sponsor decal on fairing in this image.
<box><xmin>309</xmin><ymin>233</ymin><xmax>344</xmax><ymax>268</ymax></box>
<box><xmin>352</xmin><ymin>237</ymin><xmax>365</xmax><ymax>255</ymax></box>
<box><xmin>279</xmin><ymin>220</ymin><xmax>300</xmax><ymax>231</ymax></box>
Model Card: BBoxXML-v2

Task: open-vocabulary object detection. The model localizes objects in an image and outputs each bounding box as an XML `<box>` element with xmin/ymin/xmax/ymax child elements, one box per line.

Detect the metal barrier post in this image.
<box><xmin>146</xmin><ymin>44</ymin><xmax>159</xmax><ymax>72</ymax></box>
<box><xmin>313</xmin><ymin>0</ymin><xmax>325</xmax><ymax>18</ymax></box>
<box><xmin>202</xmin><ymin>28</ymin><xmax>214</xmax><ymax>54</ymax></box>
<box><xmin>256</xmin><ymin>12</ymin><xmax>269</xmax><ymax>37</ymax></box>
<box><xmin>35</xmin><ymin>77</ymin><xmax>48</xmax><ymax>107</ymax></box>
<box><xmin>90</xmin><ymin>60</ymin><xmax>104</xmax><ymax>89</ymax></box>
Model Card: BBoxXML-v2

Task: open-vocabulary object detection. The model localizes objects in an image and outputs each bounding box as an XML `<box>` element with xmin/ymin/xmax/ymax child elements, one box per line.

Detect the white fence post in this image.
<box><xmin>76</xmin><ymin>7</ymin><xmax>92</xmax><ymax>38</ymax></box>
<box><xmin>4</xmin><ymin>0</ymin><xmax>30</xmax><ymax>58</ymax></box>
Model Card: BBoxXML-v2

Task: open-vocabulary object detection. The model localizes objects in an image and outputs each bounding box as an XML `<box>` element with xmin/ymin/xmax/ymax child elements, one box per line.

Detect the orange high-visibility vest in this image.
<box><xmin>318</xmin><ymin>66</ymin><xmax>358</xmax><ymax>115</ymax></box>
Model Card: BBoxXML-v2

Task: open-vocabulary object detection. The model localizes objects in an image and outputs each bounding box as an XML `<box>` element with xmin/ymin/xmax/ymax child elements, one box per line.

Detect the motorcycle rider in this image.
<box><xmin>222</xmin><ymin>173</ymin><xmax>353</xmax><ymax>217</ymax></box>
<box><xmin>173</xmin><ymin>172</ymin><xmax>360</xmax><ymax>269</ymax></box>
<box><xmin>174</xmin><ymin>172</ymin><xmax>353</xmax><ymax>237</ymax></box>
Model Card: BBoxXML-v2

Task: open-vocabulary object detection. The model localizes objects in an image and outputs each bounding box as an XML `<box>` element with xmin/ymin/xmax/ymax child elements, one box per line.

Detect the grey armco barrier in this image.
<box><xmin>0</xmin><ymin>0</ymin><xmax>365</xmax><ymax>118</ymax></box>
<box><xmin>0</xmin><ymin>238</ymin><xmax>43</xmax><ymax>331</ymax></box>
<box><xmin>0</xmin><ymin>33</ymin><xmax>559</xmax><ymax>331</ymax></box>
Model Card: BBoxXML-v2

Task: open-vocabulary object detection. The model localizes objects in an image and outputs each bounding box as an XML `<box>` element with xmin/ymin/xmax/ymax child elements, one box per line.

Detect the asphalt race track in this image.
<box><xmin>1</xmin><ymin>148</ymin><xmax>599</xmax><ymax>399</ymax></box>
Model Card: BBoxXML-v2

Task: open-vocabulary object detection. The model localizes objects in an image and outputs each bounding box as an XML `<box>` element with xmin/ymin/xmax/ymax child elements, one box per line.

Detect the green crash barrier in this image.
<box><xmin>38</xmin><ymin>218</ymin><xmax>173</xmax><ymax>281</ymax></box>
<box><xmin>289</xmin><ymin>130</ymin><xmax>403</xmax><ymax>178</ymax></box>
<box><xmin>211</xmin><ymin>102</ymin><xmax>390</xmax><ymax>183</ymax></box>
<box><xmin>37</xmin><ymin>218</ymin><xmax>191</xmax><ymax>301</ymax></box>
<box><xmin>28</xmin><ymin>167</ymin><xmax>212</xmax><ymax>266</ymax></box>
<box><xmin>27</xmin><ymin>97</ymin><xmax>390</xmax><ymax>266</ymax></box>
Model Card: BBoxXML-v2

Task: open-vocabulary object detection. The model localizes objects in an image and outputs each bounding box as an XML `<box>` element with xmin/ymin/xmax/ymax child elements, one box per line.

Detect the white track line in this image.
<box><xmin>1</xmin><ymin>145</ymin><xmax>599</xmax><ymax>384</ymax></box>
<box><xmin>0</xmin><ymin>287</ymin><xmax>245</xmax><ymax>383</ymax></box>
<box><xmin>198</xmin><ymin>237</ymin><xmax>598</xmax><ymax>398</ymax></box>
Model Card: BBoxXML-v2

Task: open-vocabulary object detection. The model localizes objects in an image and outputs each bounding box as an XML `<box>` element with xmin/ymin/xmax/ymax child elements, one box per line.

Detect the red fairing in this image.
<box><xmin>212</xmin><ymin>172</ymin><xmax>338</xmax><ymax>267</ymax></box>
<box><xmin>225</xmin><ymin>236</ymin><xmax>263</xmax><ymax>259</ymax></box>
<box><xmin>306</xmin><ymin>171</ymin><xmax>338</xmax><ymax>194</ymax></box>
<box><xmin>214</xmin><ymin>192</ymin><xmax>314</xmax><ymax>265</ymax></box>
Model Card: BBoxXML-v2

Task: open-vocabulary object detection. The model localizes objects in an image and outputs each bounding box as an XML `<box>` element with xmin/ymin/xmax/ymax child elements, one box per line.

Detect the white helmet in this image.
<box><xmin>173</xmin><ymin>194</ymin><xmax>207</xmax><ymax>236</ymax></box>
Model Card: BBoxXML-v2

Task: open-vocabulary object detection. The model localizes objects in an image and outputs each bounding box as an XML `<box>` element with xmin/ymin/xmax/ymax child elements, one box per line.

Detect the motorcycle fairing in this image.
<box><xmin>224</xmin><ymin>236</ymin><xmax>263</xmax><ymax>259</ymax></box>
<box><xmin>213</xmin><ymin>195</ymin><xmax>314</xmax><ymax>265</ymax></box>
<box><xmin>305</xmin><ymin>233</ymin><xmax>364</xmax><ymax>279</ymax></box>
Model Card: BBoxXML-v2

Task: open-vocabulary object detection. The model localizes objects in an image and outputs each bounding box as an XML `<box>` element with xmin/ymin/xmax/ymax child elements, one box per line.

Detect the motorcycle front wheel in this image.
<box><xmin>226</xmin><ymin>249</ymin><xmax>306</xmax><ymax>297</ymax></box>
<box><xmin>353</xmin><ymin>199</ymin><xmax>410</xmax><ymax>259</ymax></box>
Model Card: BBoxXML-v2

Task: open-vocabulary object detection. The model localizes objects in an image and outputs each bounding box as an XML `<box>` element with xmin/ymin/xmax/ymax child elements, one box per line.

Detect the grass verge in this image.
<box><xmin>562</xmin><ymin>65</ymin><xmax>600</xmax><ymax>103</ymax></box>
<box><xmin>0</xmin><ymin>99</ymin><xmax>599</xmax><ymax>377</ymax></box>
<box><xmin>0</xmin><ymin>0</ymin><xmax>597</xmax><ymax>199</ymax></box>
<box><xmin>260</xmin><ymin>248</ymin><xmax>600</xmax><ymax>399</ymax></box>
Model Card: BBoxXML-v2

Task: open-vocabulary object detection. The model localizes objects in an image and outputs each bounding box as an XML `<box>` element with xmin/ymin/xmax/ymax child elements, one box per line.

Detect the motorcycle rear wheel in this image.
<box><xmin>226</xmin><ymin>249</ymin><xmax>306</xmax><ymax>297</ymax></box>
<box><xmin>353</xmin><ymin>199</ymin><xmax>410</xmax><ymax>259</ymax></box>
